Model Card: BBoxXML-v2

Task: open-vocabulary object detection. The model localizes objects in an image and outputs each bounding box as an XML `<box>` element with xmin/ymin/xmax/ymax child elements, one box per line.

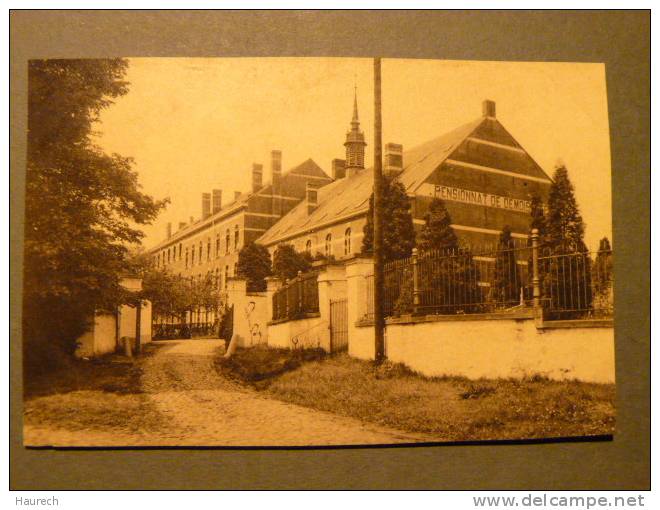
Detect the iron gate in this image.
<box><xmin>329</xmin><ymin>299</ymin><xmax>348</xmax><ymax>352</ymax></box>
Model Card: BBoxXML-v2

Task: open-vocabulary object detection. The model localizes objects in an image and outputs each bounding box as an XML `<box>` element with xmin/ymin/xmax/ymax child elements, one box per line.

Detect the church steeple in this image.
<box><xmin>344</xmin><ymin>86</ymin><xmax>366</xmax><ymax>176</ymax></box>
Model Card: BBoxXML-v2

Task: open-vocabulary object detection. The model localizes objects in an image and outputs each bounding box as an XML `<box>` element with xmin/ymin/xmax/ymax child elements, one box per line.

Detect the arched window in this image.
<box><xmin>306</xmin><ymin>239</ymin><xmax>312</xmax><ymax>253</ymax></box>
<box><xmin>225</xmin><ymin>229</ymin><xmax>230</xmax><ymax>254</ymax></box>
<box><xmin>234</xmin><ymin>225</ymin><xmax>240</xmax><ymax>250</ymax></box>
<box><xmin>344</xmin><ymin>227</ymin><xmax>352</xmax><ymax>256</ymax></box>
<box><xmin>325</xmin><ymin>233</ymin><xmax>333</xmax><ymax>257</ymax></box>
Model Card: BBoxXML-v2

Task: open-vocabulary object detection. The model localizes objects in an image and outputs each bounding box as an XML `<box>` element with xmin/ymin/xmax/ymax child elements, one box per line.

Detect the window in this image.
<box><xmin>199</xmin><ymin>242</ymin><xmax>203</xmax><ymax>264</ymax></box>
<box><xmin>216</xmin><ymin>234</ymin><xmax>220</xmax><ymax>258</ymax></box>
<box><xmin>167</xmin><ymin>248</ymin><xmax>170</xmax><ymax>264</ymax></box>
<box><xmin>207</xmin><ymin>238</ymin><xmax>211</xmax><ymax>260</ymax></box>
<box><xmin>325</xmin><ymin>233</ymin><xmax>333</xmax><ymax>257</ymax></box>
<box><xmin>234</xmin><ymin>262</ymin><xmax>238</xmax><ymax>278</ymax></box>
<box><xmin>344</xmin><ymin>227</ymin><xmax>352</xmax><ymax>256</ymax></box>
<box><xmin>157</xmin><ymin>253</ymin><xmax>160</xmax><ymax>267</ymax></box>
<box><xmin>306</xmin><ymin>239</ymin><xmax>312</xmax><ymax>253</ymax></box>
<box><xmin>185</xmin><ymin>248</ymin><xmax>189</xmax><ymax>268</ymax></box>
<box><xmin>191</xmin><ymin>246</ymin><xmax>195</xmax><ymax>266</ymax></box>
<box><xmin>234</xmin><ymin>225</ymin><xmax>239</xmax><ymax>250</ymax></box>
<box><xmin>178</xmin><ymin>243</ymin><xmax>182</xmax><ymax>260</ymax></box>
<box><xmin>225</xmin><ymin>229</ymin><xmax>230</xmax><ymax>254</ymax></box>
<box><xmin>215</xmin><ymin>268</ymin><xmax>220</xmax><ymax>288</ymax></box>
<box><xmin>224</xmin><ymin>265</ymin><xmax>229</xmax><ymax>289</ymax></box>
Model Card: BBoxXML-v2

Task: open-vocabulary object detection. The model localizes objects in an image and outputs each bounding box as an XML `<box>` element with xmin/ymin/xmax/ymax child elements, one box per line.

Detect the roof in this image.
<box><xmin>257</xmin><ymin>117</ymin><xmax>485</xmax><ymax>246</ymax></box>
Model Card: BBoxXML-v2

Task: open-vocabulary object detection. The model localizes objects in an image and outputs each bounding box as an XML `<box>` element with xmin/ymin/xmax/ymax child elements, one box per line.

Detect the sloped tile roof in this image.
<box><xmin>257</xmin><ymin>117</ymin><xmax>484</xmax><ymax>246</ymax></box>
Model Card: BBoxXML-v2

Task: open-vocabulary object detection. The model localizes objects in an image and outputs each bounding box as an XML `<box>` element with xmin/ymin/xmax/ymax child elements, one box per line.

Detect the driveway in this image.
<box><xmin>138</xmin><ymin>339</ymin><xmax>426</xmax><ymax>446</ymax></box>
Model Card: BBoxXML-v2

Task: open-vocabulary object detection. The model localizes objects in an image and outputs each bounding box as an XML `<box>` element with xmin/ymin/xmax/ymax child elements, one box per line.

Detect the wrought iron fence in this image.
<box><xmin>539</xmin><ymin>247</ymin><xmax>613</xmax><ymax>320</ymax></box>
<box><xmin>363</xmin><ymin>237</ymin><xmax>613</xmax><ymax>321</ymax></box>
<box><xmin>272</xmin><ymin>271</ymin><xmax>320</xmax><ymax>321</ymax></box>
<box><xmin>152</xmin><ymin>321</ymin><xmax>216</xmax><ymax>340</ymax></box>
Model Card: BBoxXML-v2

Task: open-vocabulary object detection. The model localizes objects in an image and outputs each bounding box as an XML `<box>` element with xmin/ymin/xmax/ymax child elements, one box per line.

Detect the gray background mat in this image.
<box><xmin>10</xmin><ymin>10</ymin><xmax>650</xmax><ymax>490</ymax></box>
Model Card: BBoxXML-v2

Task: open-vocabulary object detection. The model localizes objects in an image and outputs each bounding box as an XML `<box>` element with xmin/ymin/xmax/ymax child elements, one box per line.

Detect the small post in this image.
<box><xmin>531</xmin><ymin>228</ymin><xmax>541</xmax><ymax>309</ymax></box>
<box><xmin>412</xmin><ymin>248</ymin><xmax>420</xmax><ymax>314</ymax></box>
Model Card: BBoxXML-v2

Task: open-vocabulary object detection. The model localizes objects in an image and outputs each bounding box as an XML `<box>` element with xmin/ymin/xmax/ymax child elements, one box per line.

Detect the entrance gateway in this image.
<box><xmin>329</xmin><ymin>299</ymin><xmax>348</xmax><ymax>352</ymax></box>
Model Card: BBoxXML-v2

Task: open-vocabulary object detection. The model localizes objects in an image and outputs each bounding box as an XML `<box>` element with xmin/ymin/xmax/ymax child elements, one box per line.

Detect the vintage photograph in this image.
<box><xmin>22</xmin><ymin>57</ymin><xmax>615</xmax><ymax>447</ymax></box>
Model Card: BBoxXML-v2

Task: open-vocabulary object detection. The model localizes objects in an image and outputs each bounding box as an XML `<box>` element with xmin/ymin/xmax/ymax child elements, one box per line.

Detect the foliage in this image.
<box><xmin>545</xmin><ymin>165</ymin><xmax>585</xmax><ymax>252</ymax></box>
<box><xmin>492</xmin><ymin>226</ymin><xmax>522</xmax><ymax>306</ymax></box>
<box><xmin>23</xmin><ymin>59</ymin><xmax>167</xmax><ymax>367</ymax></box>
<box><xmin>592</xmin><ymin>237</ymin><xmax>614</xmax><ymax>315</ymax></box>
<box><xmin>272</xmin><ymin>244</ymin><xmax>312</xmax><ymax>281</ymax></box>
<box><xmin>417</xmin><ymin>197</ymin><xmax>458</xmax><ymax>252</ymax></box>
<box><xmin>236</xmin><ymin>242</ymin><xmax>272</xmax><ymax>292</ymax></box>
<box><xmin>540</xmin><ymin>165</ymin><xmax>592</xmax><ymax>317</ymax></box>
<box><xmin>362</xmin><ymin>174</ymin><xmax>416</xmax><ymax>262</ymax></box>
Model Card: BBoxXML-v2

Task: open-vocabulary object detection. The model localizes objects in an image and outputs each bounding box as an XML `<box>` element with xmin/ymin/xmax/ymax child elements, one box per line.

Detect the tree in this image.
<box><xmin>541</xmin><ymin>164</ymin><xmax>592</xmax><ymax>317</ymax></box>
<box><xmin>23</xmin><ymin>59</ymin><xmax>167</xmax><ymax>367</ymax></box>
<box><xmin>362</xmin><ymin>174</ymin><xmax>415</xmax><ymax>262</ymax></box>
<box><xmin>592</xmin><ymin>237</ymin><xmax>614</xmax><ymax>316</ymax></box>
<box><xmin>272</xmin><ymin>244</ymin><xmax>312</xmax><ymax>281</ymax></box>
<box><xmin>417</xmin><ymin>197</ymin><xmax>458</xmax><ymax>252</ymax></box>
<box><xmin>492</xmin><ymin>226</ymin><xmax>522</xmax><ymax>306</ymax></box>
<box><xmin>545</xmin><ymin>165</ymin><xmax>585</xmax><ymax>252</ymax></box>
<box><xmin>412</xmin><ymin>196</ymin><xmax>481</xmax><ymax>313</ymax></box>
<box><xmin>236</xmin><ymin>242</ymin><xmax>272</xmax><ymax>292</ymax></box>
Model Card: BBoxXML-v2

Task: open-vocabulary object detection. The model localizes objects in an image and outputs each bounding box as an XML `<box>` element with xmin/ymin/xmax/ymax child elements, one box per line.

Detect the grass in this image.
<box><xmin>216</xmin><ymin>345</ymin><xmax>326</xmax><ymax>387</ymax></box>
<box><xmin>23</xmin><ymin>344</ymin><xmax>168</xmax><ymax>436</ymax></box>
<box><xmin>215</xmin><ymin>347</ymin><xmax>615</xmax><ymax>442</ymax></box>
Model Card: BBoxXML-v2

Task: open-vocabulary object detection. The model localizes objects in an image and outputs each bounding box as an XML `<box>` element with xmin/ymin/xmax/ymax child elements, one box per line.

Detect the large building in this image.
<box><xmin>257</xmin><ymin>98</ymin><xmax>553</xmax><ymax>258</ymax></box>
<box><xmin>149</xmin><ymin>153</ymin><xmax>332</xmax><ymax>288</ymax></box>
<box><xmin>150</xmin><ymin>95</ymin><xmax>552</xmax><ymax>280</ymax></box>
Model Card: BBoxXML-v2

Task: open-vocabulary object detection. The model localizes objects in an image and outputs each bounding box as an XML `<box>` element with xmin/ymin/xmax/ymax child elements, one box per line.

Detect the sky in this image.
<box><xmin>96</xmin><ymin>58</ymin><xmax>612</xmax><ymax>251</ymax></box>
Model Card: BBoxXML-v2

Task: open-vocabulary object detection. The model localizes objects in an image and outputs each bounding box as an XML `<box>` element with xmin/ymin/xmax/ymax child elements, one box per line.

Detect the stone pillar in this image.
<box><xmin>345</xmin><ymin>256</ymin><xmax>375</xmax><ymax>359</ymax></box>
<box><xmin>265</xmin><ymin>276</ymin><xmax>283</xmax><ymax>325</ymax></box>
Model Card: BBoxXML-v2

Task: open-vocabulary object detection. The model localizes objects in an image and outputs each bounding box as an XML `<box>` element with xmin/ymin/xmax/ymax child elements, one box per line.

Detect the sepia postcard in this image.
<box><xmin>21</xmin><ymin>56</ymin><xmax>616</xmax><ymax>448</ymax></box>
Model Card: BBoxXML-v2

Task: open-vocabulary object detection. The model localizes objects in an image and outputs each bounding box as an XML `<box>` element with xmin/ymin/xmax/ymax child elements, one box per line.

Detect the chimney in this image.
<box><xmin>252</xmin><ymin>163</ymin><xmax>263</xmax><ymax>193</ymax></box>
<box><xmin>332</xmin><ymin>159</ymin><xmax>346</xmax><ymax>180</ymax></box>
<box><xmin>234</xmin><ymin>191</ymin><xmax>241</xmax><ymax>201</ymax></box>
<box><xmin>384</xmin><ymin>143</ymin><xmax>403</xmax><ymax>176</ymax></box>
<box><xmin>166</xmin><ymin>222</ymin><xmax>172</xmax><ymax>239</ymax></box>
<box><xmin>202</xmin><ymin>192</ymin><xmax>211</xmax><ymax>219</ymax></box>
<box><xmin>212</xmin><ymin>189</ymin><xmax>222</xmax><ymax>214</ymax></box>
<box><xmin>271</xmin><ymin>150</ymin><xmax>282</xmax><ymax>189</ymax></box>
<box><xmin>178</xmin><ymin>222</ymin><xmax>186</xmax><ymax>231</ymax></box>
<box><xmin>482</xmin><ymin>99</ymin><xmax>496</xmax><ymax>118</ymax></box>
<box><xmin>306</xmin><ymin>182</ymin><xmax>319</xmax><ymax>216</ymax></box>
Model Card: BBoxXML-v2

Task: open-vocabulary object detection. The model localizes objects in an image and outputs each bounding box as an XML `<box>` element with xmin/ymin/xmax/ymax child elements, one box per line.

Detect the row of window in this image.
<box><xmin>183</xmin><ymin>263</ymin><xmax>238</xmax><ymax>290</ymax></box>
<box><xmin>303</xmin><ymin>227</ymin><xmax>352</xmax><ymax>258</ymax></box>
<box><xmin>155</xmin><ymin>225</ymin><xmax>241</xmax><ymax>269</ymax></box>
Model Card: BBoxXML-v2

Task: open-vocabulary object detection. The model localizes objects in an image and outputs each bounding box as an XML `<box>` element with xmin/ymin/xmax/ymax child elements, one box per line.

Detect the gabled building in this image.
<box><xmin>257</xmin><ymin>99</ymin><xmax>553</xmax><ymax>258</ymax></box>
<box><xmin>149</xmin><ymin>153</ymin><xmax>332</xmax><ymax>289</ymax></box>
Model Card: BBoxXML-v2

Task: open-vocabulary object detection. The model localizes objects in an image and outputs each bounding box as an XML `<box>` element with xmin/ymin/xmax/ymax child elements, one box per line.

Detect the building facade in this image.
<box><xmin>149</xmin><ymin>96</ymin><xmax>553</xmax><ymax>292</ymax></box>
<box><xmin>149</xmin><ymin>153</ymin><xmax>332</xmax><ymax>291</ymax></box>
<box><xmin>257</xmin><ymin>99</ymin><xmax>552</xmax><ymax>259</ymax></box>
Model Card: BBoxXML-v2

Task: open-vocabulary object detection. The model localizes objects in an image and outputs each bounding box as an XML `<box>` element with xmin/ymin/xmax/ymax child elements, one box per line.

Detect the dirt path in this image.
<box><xmin>139</xmin><ymin>339</ymin><xmax>426</xmax><ymax>446</ymax></box>
<box><xmin>25</xmin><ymin>339</ymin><xmax>427</xmax><ymax>447</ymax></box>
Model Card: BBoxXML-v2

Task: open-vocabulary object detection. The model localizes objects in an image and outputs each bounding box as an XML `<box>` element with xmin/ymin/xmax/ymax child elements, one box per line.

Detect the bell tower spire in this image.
<box><xmin>344</xmin><ymin>85</ymin><xmax>367</xmax><ymax>176</ymax></box>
